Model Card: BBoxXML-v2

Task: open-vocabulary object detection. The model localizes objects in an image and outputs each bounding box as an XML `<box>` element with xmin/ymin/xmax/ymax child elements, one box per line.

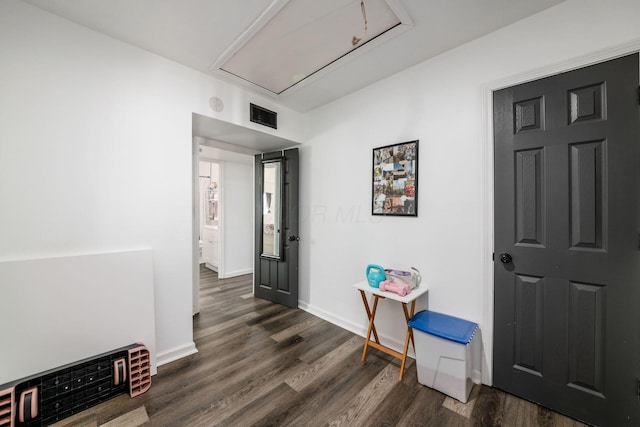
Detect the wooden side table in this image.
<box><xmin>354</xmin><ymin>281</ymin><xmax>428</xmax><ymax>381</ymax></box>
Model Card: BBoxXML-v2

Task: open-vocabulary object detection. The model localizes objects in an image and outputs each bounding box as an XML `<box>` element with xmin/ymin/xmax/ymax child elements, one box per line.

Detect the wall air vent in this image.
<box><xmin>250</xmin><ymin>103</ymin><xmax>277</xmax><ymax>129</ymax></box>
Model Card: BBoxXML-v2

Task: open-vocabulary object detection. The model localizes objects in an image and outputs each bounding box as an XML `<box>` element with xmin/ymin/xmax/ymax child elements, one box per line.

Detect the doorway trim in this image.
<box><xmin>480</xmin><ymin>38</ymin><xmax>640</xmax><ymax>386</ymax></box>
<box><xmin>192</xmin><ymin>137</ymin><xmax>200</xmax><ymax>316</ymax></box>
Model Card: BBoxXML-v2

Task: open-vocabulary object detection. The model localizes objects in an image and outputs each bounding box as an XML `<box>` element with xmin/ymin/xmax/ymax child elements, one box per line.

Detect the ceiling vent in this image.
<box><xmin>250</xmin><ymin>103</ymin><xmax>278</xmax><ymax>129</ymax></box>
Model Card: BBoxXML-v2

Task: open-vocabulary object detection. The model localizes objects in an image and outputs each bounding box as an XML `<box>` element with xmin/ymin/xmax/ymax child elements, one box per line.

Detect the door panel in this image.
<box><xmin>569</xmin><ymin>140</ymin><xmax>605</xmax><ymax>250</ymax></box>
<box><xmin>254</xmin><ymin>148</ymin><xmax>299</xmax><ymax>308</ymax></box>
<box><xmin>513</xmin><ymin>273</ymin><xmax>544</xmax><ymax>376</ymax></box>
<box><xmin>515</xmin><ymin>148</ymin><xmax>545</xmax><ymax>246</ymax></box>
<box><xmin>494</xmin><ymin>53</ymin><xmax>640</xmax><ymax>425</ymax></box>
<box><xmin>568</xmin><ymin>281</ymin><xmax>606</xmax><ymax>398</ymax></box>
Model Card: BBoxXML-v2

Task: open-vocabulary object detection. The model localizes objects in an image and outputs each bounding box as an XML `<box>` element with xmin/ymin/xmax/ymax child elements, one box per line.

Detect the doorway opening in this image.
<box><xmin>198</xmin><ymin>158</ymin><xmax>221</xmax><ymax>274</ymax></box>
<box><xmin>190</xmin><ymin>113</ymin><xmax>301</xmax><ymax>321</ymax></box>
<box><xmin>192</xmin><ymin>138</ymin><xmax>255</xmax><ymax>315</ymax></box>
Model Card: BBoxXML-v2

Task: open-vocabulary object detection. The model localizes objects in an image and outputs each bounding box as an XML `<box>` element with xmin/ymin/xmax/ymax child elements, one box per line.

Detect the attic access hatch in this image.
<box><xmin>211</xmin><ymin>0</ymin><xmax>412</xmax><ymax>96</ymax></box>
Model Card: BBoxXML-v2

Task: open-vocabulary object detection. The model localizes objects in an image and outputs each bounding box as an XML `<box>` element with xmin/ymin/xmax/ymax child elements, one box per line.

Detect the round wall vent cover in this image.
<box><xmin>209</xmin><ymin>96</ymin><xmax>224</xmax><ymax>112</ymax></box>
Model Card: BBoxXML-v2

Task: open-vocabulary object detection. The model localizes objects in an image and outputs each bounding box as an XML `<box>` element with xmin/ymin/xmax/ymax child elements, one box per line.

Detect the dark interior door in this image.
<box><xmin>254</xmin><ymin>148</ymin><xmax>299</xmax><ymax>308</ymax></box>
<box><xmin>494</xmin><ymin>53</ymin><xmax>640</xmax><ymax>426</ymax></box>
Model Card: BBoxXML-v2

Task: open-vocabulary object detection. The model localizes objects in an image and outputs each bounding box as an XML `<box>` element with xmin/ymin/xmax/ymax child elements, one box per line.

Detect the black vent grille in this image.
<box><xmin>250</xmin><ymin>103</ymin><xmax>277</xmax><ymax>129</ymax></box>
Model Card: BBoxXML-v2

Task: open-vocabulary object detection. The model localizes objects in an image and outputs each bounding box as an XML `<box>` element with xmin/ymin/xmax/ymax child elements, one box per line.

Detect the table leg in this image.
<box><xmin>399</xmin><ymin>300</ymin><xmax>418</xmax><ymax>381</ymax></box>
<box><xmin>359</xmin><ymin>290</ymin><xmax>380</xmax><ymax>344</ymax></box>
<box><xmin>361</xmin><ymin>294</ymin><xmax>380</xmax><ymax>362</ymax></box>
<box><xmin>402</xmin><ymin>300</ymin><xmax>417</xmax><ymax>349</ymax></box>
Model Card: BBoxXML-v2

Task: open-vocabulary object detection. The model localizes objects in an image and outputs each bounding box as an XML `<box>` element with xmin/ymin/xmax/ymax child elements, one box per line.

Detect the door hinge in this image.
<box><xmin>637</xmin><ymin>378</ymin><xmax>640</xmax><ymax>398</ymax></box>
<box><xmin>638</xmin><ymin>86</ymin><xmax>640</xmax><ymax>105</ymax></box>
<box><xmin>492</xmin><ymin>252</ymin><xmax>495</xmax><ymax>261</ymax></box>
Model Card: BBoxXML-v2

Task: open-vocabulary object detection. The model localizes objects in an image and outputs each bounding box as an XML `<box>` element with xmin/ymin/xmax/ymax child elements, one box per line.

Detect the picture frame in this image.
<box><xmin>372</xmin><ymin>140</ymin><xmax>418</xmax><ymax>216</ymax></box>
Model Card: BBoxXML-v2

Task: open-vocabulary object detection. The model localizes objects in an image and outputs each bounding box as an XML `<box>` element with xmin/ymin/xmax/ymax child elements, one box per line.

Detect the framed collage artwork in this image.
<box><xmin>372</xmin><ymin>140</ymin><xmax>418</xmax><ymax>216</ymax></box>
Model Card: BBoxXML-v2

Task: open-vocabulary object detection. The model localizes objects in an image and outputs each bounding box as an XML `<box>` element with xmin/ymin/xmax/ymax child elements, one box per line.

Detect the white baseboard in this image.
<box><xmin>299</xmin><ymin>301</ymin><xmax>416</xmax><ymax>359</ymax></box>
<box><xmin>472</xmin><ymin>369</ymin><xmax>483</xmax><ymax>385</ymax></box>
<box><xmin>221</xmin><ymin>267</ymin><xmax>253</xmax><ymax>279</ymax></box>
<box><xmin>156</xmin><ymin>342</ymin><xmax>198</xmax><ymax>368</ymax></box>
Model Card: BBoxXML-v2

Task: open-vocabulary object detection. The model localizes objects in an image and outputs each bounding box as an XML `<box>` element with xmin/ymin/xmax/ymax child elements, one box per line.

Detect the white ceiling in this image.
<box><xmin>24</xmin><ymin>0</ymin><xmax>565</xmax><ymax>113</ymax></box>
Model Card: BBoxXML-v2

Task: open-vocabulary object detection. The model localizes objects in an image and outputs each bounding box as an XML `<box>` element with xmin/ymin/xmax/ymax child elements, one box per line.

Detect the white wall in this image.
<box><xmin>299</xmin><ymin>0</ymin><xmax>640</xmax><ymax>384</ymax></box>
<box><xmin>223</xmin><ymin>161</ymin><xmax>254</xmax><ymax>277</ymax></box>
<box><xmin>0</xmin><ymin>250</ymin><xmax>156</xmax><ymax>384</ymax></box>
<box><xmin>0</xmin><ymin>0</ymin><xmax>305</xmax><ymax>375</ymax></box>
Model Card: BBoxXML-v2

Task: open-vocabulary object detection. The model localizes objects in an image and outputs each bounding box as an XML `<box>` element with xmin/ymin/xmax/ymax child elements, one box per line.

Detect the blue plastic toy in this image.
<box><xmin>365</xmin><ymin>264</ymin><xmax>386</xmax><ymax>288</ymax></box>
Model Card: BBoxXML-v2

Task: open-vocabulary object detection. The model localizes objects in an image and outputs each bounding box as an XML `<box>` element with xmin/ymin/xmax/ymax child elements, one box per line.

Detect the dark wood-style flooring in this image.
<box><xmin>53</xmin><ymin>265</ymin><xmax>588</xmax><ymax>426</ymax></box>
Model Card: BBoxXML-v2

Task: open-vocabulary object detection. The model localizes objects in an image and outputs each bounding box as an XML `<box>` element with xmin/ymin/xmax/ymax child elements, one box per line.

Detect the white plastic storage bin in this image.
<box><xmin>408</xmin><ymin>310</ymin><xmax>479</xmax><ymax>403</ymax></box>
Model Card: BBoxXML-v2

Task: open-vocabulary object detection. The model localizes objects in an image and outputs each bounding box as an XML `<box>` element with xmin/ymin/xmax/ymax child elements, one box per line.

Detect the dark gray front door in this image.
<box><xmin>254</xmin><ymin>148</ymin><xmax>299</xmax><ymax>308</ymax></box>
<box><xmin>494</xmin><ymin>53</ymin><xmax>640</xmax><ymax>426</ymax></box>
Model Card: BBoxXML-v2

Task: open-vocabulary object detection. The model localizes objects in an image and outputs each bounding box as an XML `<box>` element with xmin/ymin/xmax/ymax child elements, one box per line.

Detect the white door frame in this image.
<box><xmin>192</xmin><ymin>138</ymin><xmax>200</xmax><ymax>315</ymax></box>
<box><xmin>481</xmin><ymin>39</ymin><xmax>640</xmax><ymax>385</ymax></box>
